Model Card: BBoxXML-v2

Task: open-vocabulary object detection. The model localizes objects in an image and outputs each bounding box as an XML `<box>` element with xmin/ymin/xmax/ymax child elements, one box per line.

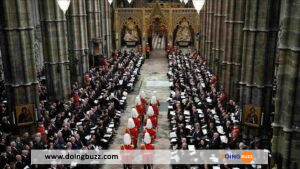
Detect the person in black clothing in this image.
<box><xmin>209</xmin><ymin>132</ymin><xmax>221</xmax><ymax>149</ymax></box>
<box><xmin>15</xmin><ymin>155</ymin><xmax>25</xmax><ymax>169</ymax></box>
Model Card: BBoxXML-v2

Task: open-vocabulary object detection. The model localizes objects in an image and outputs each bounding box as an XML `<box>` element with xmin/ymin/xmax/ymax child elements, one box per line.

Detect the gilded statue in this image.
<box><xmin>123</xmin><ymin>19</ymin><xmax>139</xmax><ymax>42</ymax></box>
<box><xmin>175</xmin><ymin>18</ymin><xmax>191</xmax><ymax>42</ymax></box>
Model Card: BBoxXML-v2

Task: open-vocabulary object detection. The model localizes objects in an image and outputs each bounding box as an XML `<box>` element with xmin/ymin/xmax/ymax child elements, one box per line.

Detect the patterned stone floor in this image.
<box><xmin>101</xmin><ymin>50</ymin><xmax>171</xmax><ymax>169</ymax></box>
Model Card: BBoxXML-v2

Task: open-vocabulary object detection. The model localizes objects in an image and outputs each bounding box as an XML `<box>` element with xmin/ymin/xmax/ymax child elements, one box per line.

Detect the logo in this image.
<box><xmin>241</xmin><ymin>151</ymin><xmax>253</xmax><ymax>163</ymax></box>
<box><xmin>222</xmin><ymin>151</ymin><xmax>253</xmax><ymax>163</ymax></box>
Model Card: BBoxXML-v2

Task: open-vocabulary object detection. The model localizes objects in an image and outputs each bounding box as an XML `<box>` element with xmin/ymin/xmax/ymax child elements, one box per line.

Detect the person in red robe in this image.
<box><xmin>141</xmin><ymin>133</ymin><xmax>155</xmax><ymax>168</ymax></box>
<box><xmin>135</xmin><ymin>96</ymin><xmax>146</xmax><ymax>118</ymax></box>
<box><xmin>150</xmin><ymin>96</ymin><xmax>160</xmax><ymax>116</ymax></box>
<box><xmin>149</xmin><ymin>92</ymin><xmax>160</xmax><ymax>107</ymax></box>
<box><xmin>210</xmin><ymin>75</ymin><xmax>217</xmax><ymax>85</ymax></box>
<box><xmin>124</xmin><ymin>118</ymin><xmax>139</xmax><ymax>148</ymax></box>
<box><xmin>83</xmin><ymin>74</ymin><xmax>91</xmax><ymax>86</ymax></box>
<box><xmin>72</xmin><ymin>91</ymin><xmax>80</xmax><ymax>106</ymax></box>
<box><xmin>142</xmin><ymin>119</ymin><xmax>156</xmax><ymax>143</ymax></box>
<box><xmin>219</xmin><ymin>92</ymin><xmax>226</xmax><ymax>103</ymax></box>
<box><xmin>36</xmin><ymin>121</ymin><xmax>46</xmax><ymax>143</ymax></box>
<box><xmin>144</xmin><ymin>106</ymin><xmax>157</xmax><ymax>128</ymax></box>
<box><xmin>131</xmin><ymin>108</ymin><xmax>141</xmax><ymax>128</ymax></box>
<box><xmin>166</xmin><ymin>43</ymin><xmax>172</xmax><ymax>53</ymax></box>
<box><xmin>121</xmin><ymin>133</ymin><xmax>134</xmax><ymax>168</ymax></box>
<box><xmin>140</xmin><ymin>91</ymin><xmax>148</xmax><ymax>109</ymax></box>
<box><xmin>145</xmin><ymin>44</ymin><xmax>150</xmax><ymax>59</ymax></box>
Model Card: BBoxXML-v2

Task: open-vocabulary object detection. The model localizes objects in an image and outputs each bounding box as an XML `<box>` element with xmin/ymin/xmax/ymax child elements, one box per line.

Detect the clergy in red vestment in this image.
<box><xmin>145</xmin><ymin>44</ymin><xmax>150</xmax><ymax>59</ymax></box>
<box><xmin>142</xmin><ymin>119</ymin><xmax>156</xmax><ymax>143</ymax></box>
<box><xmin>140</xmin><ymin>91</ymin><xmax>148</xmax><ymax>109</ymax></box>
<box><xmin>150</xmin><ymin>96</ymin><xmax>160</xmax><ymax>116</ymax></box>
<box><xmin>141</xmin><ymin>132</ymin><xmax>155</xmax><ymax>167</ymax></box>
<box><xmin>124</xmin><ymin>118</ymin><xmax>138</xmax><ymax>148</ymax></box>
<box><xmin>131</xmin><ymin>108</ymin><xmax>141</xmax><ymax>128</ymax></box>
<box><xmin>121</xmin><ymin>133</ymin><xmax>134</xmax><ymax>167</ymax></box>
<box><xmin>166</xmin><ymin>43</ymin><xmax>172</xmax><ymax>53</ymax></box>
<box><xmin>144</xmin><ymin>106</ymin><xmax>157</xmax><ymax>128</ymax></box>
<box><xmin>149</xmin><ymin>92</ymin><xmax>160</xmax><ymax>107</ymax></box>
<box><xmin>135</xmin><ymin>96</ymin><xmax>146</xmax><ymax>117</ymax></box>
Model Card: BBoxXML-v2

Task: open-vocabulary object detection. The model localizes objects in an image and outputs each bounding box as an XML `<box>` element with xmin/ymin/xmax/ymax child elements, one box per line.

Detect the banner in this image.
<box><xmin>31</xmin><ymin>149</ymin><xmax>269</xmax><ymax>165</ymax></box>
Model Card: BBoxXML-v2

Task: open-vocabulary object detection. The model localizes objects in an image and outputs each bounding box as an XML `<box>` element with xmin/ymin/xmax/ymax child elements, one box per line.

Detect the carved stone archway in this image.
<box><xmin>114</xmin><ymin>3</ymin><xmax>200</xmax><ymax>50</ymax></box>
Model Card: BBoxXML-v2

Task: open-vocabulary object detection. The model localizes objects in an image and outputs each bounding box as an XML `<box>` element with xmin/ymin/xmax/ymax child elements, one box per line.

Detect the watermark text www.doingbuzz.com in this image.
<box><xmin>31</xmin><ymin>150</ymin><xmax>269</xmax><ymax>165</ymax></box>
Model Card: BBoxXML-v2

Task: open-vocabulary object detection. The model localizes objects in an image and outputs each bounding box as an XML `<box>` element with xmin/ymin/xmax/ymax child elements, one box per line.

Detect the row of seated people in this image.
<box><xmin>167</xmin><ymin>50</ymin><xmax>265</xmax><ymax>169</ymax></box>
<box><xmin>121</xmin><ymin>92</ymin><xmax>160</xmax><ymax>169</ymax></box>
<box><xmin>0</xmin><ymin>49</ymin><xmax>145</xmax><ymax>169</ymax></box>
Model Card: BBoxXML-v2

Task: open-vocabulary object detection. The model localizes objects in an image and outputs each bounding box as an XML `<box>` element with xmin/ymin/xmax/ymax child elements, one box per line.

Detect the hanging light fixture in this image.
<box><xmin>57</xmin><ymin>0</ymin><xmax>71</xmax><ymax>14</ymax></box>
<box><xmin>180</xmin><ymin>0</ymin><xmax>184</xmax><ymax>3</ymax></box>
<box><xmin>108</xmin><ymin>0</ymin><xmax>113</xmax><ymax>5</ymax></box>
<box><xmin>127</xmin><ymin>0</ymin><xmax>132</xmax><ymax>4</ymax></box>
<box><xmin>184</xmin><ymin>0</ymin><xmax>189</xmax><ymax>5</ymax></box>
<box><xmin>192</xmin><ymin>0</ymin><xmax>205</xmax><ymax>14</ymax></box>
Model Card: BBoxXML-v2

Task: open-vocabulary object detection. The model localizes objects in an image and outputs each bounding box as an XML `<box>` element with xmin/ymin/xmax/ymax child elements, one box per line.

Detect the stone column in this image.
<box><xmin>100</xmin><ymin>0</ymin><xmax>108</xmax><ymax>57</ymax></box>
<box><xmin>212</xmin><ymin>0</ymin><xmax>226</xmax><ymax>79</ymax></box>
<box><xmin>221</xmin><ymin>0</ymin><xmax>230</xmax><ymax>86</ymax></box>
<box><xmin>114</xmin><ymin>10</ymin><xmax>121</xmax><ymax>49</ymax></box>
<box><xmin>168</xmin><ymin>9</ymin><xmax>173</xmax><ymax>47</ymax></box>
<box><xmin>210</xmin><ymin>0</ymin><xmax>217</xmax><ymax>74</ymax></box>
<box><xmin>199</xmin><ymin>5</ymin><xmax>206</xmax><ymax>54</ymax></box>
<box><xmin>272</xmin><ymin>0</ymin><xmax>300</xmax><ymax>168</ymax></box>
<box><xmin>67</xmin><ymin>0</ymin><xmax>89</xmax><ymax>85</ymax></box>
<box><xmin>106</xmin><ymin>0</ymin><xmax>112</xmax><ymax>57</ymax></box>
<box><xmin>212</xmin><ymin>0</ymin><xmax>219</xmax><ymax>74</ymax></box>
<box><xmin>142</xmin><ymin>9</ymin><xmax>147</xmax><ymax>52</ymax></box>
<box><xmin>0</xmin><ymin>0</ymin><xmax>39</xmax><ymax>124</ymax></box>
<box><xmin>222</xmin><ymin>0</ymin><xmax>245</xmax><ymax>100</ymax></box>
<box><xmin>31</xmin><ymin>0</ymin><xmax>45</xmax><ymax>73</ymax></box>
<box><xmin>38</xmin><ymin>0</ymin><xmax>71</xmax><ymax>101</ymax></box>
<box><xmin>203</xmin><ymin>1</ymin><xmax>209</xmax><ymax>59</ymax></box>
<box><xmin>218</xmin><ymin>0</ymin><xmax>227</xmax><ymax>86</ymax></box>
<box><xmin>86</xmin><ymin>0</ymin><xmax>102</xmax><ymax>67</ymax></box>
<box><xmin>239</xmin><ymin>0</ymin><xmax>280</xmax><ymax>140</ymax></box>
<box><xmin>206</xmin><ymin>0</ymin><xmax>214</xmax><ymax>70</ymax></box>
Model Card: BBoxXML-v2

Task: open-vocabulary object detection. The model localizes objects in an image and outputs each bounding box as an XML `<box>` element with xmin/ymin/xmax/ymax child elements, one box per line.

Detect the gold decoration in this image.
<box><xmin>114</xmin><ymin>5</ymin><xmax>199</xmax><ymax>49</ymax></box>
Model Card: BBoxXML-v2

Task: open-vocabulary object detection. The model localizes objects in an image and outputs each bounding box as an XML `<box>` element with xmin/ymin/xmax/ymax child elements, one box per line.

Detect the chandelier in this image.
<box><xmin>57</xmin><ymin>0</ymin><xmax>71</xmax><ymax>14</ymax></box>
<box><xmin>184</xmin><ymin>0</ymin><xmax>189</xmax><ymax>4</ymax></box>
<box><xmin>192</xmin><ymin>0</ymin><xmax>205</xmax><ymax>14</ymax></box>
<box><xmin>128</xmin><ymin>0</ymin><xmax>132</xmax><ymax>4</ymax></box>
<box><xmin>108</xmin><ymin>0</ymin><xmax>113</xmax><ymax>5</ymax></box>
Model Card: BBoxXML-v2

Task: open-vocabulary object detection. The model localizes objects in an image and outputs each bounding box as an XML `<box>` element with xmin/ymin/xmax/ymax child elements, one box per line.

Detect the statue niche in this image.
<box><xmin>122</xmin><ymin>18</ymin><xmax>141</xmax><ymax>47</ymax></box>
<box><xmin>174</xmin><ymin>18</ymin><xmax>193</xmax><ymax>47</ymax></box>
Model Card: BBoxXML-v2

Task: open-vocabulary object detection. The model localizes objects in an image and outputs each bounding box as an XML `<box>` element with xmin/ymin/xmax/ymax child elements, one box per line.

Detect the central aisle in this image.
<box><xmin>102</xmin><ymin>50</ymin><xmax>171</xmax><ymax>169</ymax></box>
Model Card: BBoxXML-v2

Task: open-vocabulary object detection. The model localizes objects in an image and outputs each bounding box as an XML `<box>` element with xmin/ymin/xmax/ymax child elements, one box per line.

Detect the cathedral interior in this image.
<box><xmin>0</xmin><ymin>0</ymin><xmax>299</xmax><ymax>169</ymax></box>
